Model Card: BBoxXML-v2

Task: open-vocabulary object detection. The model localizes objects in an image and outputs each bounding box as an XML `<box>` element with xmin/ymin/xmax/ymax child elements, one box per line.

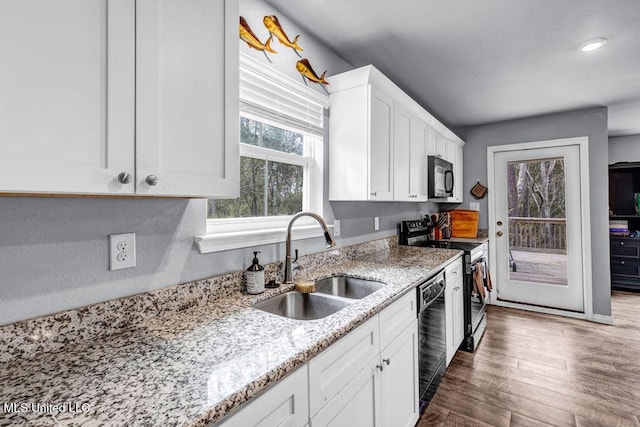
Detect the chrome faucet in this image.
<box><xmin>284</xmin><ymin>212</ymin><xmax>336</xmax><ymax>284</ymax></box>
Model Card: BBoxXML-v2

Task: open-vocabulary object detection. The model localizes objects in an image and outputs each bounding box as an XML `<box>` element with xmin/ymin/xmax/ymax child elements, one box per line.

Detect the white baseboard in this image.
<box><xmin>589</xmin><ymin>314</ymin><xmax>615</xmax><ymax>325</ymax></box>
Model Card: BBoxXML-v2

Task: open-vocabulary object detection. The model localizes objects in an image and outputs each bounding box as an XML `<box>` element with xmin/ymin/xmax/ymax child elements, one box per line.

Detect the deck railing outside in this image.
<box><xmin>508</xmin><ymin>217</ymin><xmax>566</xmax><ymax>252</ymax></box>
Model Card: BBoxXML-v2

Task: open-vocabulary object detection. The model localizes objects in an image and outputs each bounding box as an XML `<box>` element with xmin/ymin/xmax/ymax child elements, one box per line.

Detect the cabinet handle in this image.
<box><xmin>117</xmin><ymin>172</ymin><xmax>132</xmax><ymax>184</ymax></box>
<box><xmin>370</xmin><ymin>192</ymin><xmax>377</xmax><ymax>197</ymax></box>
<box><xmin>376</xmin><ymin>364</ymin><xmax>384</xmax><ymax>371</ymax></box>
<box><xmin>145</xmin><ymin>175</ymin><xmax>159</xmax><ymax>186</ymax></box>
<box><xmin>383</xmin><ymin>358</ymin><xmax>391</xmax><ymax>365</ymax></box>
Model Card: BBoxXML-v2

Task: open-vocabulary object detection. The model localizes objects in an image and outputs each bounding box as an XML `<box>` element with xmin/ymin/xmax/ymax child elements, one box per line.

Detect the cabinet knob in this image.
<box><xmin>621</xmin><ymin>260</ymin><xmax>625</xmax><ymax>265</ymax></box>
<box><xmin>376</xmin><ymin>364</ymin><xmax>384</xmax><ymax>371</ymax></box>
<box><xmin>620</xmin><ymin>242</ymin><xmax>625</xmax><ymax>246</ymax></box>
<box><xmin>383</xmin><ymin>358</ymin><xmax>391</xmax><ymax>365</ymax></box>
<box><xmin>145</xmin><ymin>175</ymin><xmax>159</xmax><ymax>186</ymax></box>
<box><xmin>370</xmin><ymin>192</ymin><xmax>377</xmax><ymax>197</ymax></box>
<box><xmin>117</xmin><ymin>172</ymin><xmax>132</xmax><ymax>184</ymax></box>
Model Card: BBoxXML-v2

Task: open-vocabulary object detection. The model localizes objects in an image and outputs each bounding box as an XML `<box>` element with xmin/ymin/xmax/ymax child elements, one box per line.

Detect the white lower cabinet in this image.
<box><xmin>218</xmin><ymin>365</ymin><xmax>308</xmax><ymax>427</ymax></box>
<box><xmin>310</xmin><ymin>291</ymin><xmax>418</xmax><ymax>427</ymax></box>
<box><xmin>219</xmin><ymin>291</ymin><xmax>419</xmax><ymax>427</ymax></box>
<box><xmin>445</xmin><ymin>257</ymin><xmax>465</xmax><ymax>366</ymax></box>
<box><xmin>312</xmin><ymin>357</ymin><xmax>381</xmax><ymax>427</ymax></box>
<box><xmin>379</xmin><ymin>321</ymin><xmax>419</xmax><ymax>427</ymax></box>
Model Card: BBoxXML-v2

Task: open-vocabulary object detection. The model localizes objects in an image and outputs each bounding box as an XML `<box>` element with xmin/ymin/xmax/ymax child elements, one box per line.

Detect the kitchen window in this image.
<box><xmin>196</xmin><ymin>53</ymin><xmax>328</xmax><ymax>253</ymax></box>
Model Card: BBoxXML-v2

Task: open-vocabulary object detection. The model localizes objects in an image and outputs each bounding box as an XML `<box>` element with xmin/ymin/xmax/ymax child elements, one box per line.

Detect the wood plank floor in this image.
<box><xmin>418</xmin><ymin>291</ymin><xmax>640</xmax><ymax>427</ymax></box>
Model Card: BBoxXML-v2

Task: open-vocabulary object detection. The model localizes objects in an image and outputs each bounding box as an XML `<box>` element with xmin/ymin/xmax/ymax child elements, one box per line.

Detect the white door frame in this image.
<box><xmin>487</xmin><ymin>136</ymin><xmax>596</xmax><ymax>322</ymax></box>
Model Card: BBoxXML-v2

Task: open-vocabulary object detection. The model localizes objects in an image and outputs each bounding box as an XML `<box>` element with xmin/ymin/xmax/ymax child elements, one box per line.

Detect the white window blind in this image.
<box><xmin>239</xmin><ymin>53</ymin><xmax>329</xmax><ymax>135</ymax></box>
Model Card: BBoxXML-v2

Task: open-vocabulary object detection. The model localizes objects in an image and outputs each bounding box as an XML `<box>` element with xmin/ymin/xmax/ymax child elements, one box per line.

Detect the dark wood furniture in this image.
<box><xmin>609</xmin><ymin>162</ymin><xmax>640</xmax><ymax>291</ymax></box>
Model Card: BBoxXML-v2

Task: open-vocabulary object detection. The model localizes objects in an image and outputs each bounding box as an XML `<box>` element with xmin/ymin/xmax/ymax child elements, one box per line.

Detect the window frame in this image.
<box><xmin>196</xmin><ymin>54</ymin><xmax>329</xmax><ymax>254</ymax></box>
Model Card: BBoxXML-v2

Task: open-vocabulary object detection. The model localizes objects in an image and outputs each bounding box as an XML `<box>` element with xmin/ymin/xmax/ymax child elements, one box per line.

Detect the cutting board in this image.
<box><xmin>450</xmin><ymin>210</ymin><xmax>479</xmax><ymax>238</ymax></box>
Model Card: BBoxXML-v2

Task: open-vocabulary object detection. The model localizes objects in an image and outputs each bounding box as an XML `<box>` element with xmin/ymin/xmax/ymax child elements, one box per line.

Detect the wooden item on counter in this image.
<box><xmin>295</xmin><ymin>280</ymin><xmax>316</xmax><ymax>293</ymax></box>
<box><xmin>450</xmin><ymin>209</ymin><xmax>479</xmax><ymax>238</ymax></box>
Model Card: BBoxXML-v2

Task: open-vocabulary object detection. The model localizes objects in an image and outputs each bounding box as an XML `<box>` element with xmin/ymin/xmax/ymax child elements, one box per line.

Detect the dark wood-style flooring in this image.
<box><xmin>419</xmin><ymin>291</ymin><xmax>640</xmax><ymax>427</ymax></box>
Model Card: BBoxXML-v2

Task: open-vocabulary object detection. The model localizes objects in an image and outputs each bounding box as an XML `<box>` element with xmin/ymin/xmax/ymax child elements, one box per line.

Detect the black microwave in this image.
<box><xmin>428</xmin><ymin>156</ymin><xmax>454</xmax><ymax>198</ymax></box>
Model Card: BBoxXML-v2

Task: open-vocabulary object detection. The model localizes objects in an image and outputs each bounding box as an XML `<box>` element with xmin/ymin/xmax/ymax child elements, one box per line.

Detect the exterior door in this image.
<box><xmin>490</xmin><ymin>142</ymin><xmax>585</xmax><ymax>312</ymax></box>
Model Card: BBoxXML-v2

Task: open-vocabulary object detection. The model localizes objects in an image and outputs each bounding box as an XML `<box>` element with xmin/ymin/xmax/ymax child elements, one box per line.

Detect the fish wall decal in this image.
<box><xmin>240</xmin><ymin>16</ymin><xmax>277</xmax><ymax>61</ymax></box>
<box><xmin>296</xmin><ymin>59</ymin><xmax>329</xmax><ymax>85</ymax></box>
<box><xmin>263</xmin><ymin>15</ymin><xmax>303</xmax><ymax>56</ymax></box>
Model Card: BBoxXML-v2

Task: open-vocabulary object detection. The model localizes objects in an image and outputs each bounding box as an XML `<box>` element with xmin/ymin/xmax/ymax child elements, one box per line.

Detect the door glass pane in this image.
<box><xmin>506</xmin><ymin>158</ymin><xmax>568</xmax><ymax>286</ymax></box>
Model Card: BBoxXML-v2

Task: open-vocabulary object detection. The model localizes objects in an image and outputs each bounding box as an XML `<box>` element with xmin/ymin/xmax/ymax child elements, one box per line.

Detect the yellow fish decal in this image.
<box><xmin>240</xmin><ymin>16</ymin><xmax>277</xmax><ymax>53</ymax></box>
<box><xmin>263</xmin><ymin>15</ymin><xmax>303</xmax><ymax>53</ymax></box>
<box><xmin>296</xmin><ymin>59</ymin><xmax>329</xmax><ymax>85</ymax></box>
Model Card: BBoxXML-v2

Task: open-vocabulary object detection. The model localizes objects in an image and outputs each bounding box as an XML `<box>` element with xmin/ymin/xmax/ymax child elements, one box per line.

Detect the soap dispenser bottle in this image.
<box><xmin>245</xmin><ymin>251</ymin><xmax>265</xmax><ymax>294</ymax></box>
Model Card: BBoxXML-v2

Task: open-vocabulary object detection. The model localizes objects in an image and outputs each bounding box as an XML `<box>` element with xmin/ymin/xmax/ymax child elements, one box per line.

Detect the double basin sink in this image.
<box><xmin>253</xmin><ymin>275</ymin><xmax>385</xmax><ymax>321</ymax></box>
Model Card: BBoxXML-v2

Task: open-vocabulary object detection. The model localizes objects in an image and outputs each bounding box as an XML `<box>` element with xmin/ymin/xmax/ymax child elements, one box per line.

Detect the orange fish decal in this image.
<box><xmin>296</xmin><ymin>59</ymin><xmax>329</xmax><ymax>85</ymax></box>
<box><xmin>240</xmin><ymin>16</ymin><xmax>277</xmax><ymax>54</ymax></box>
<box><xmin>263</xmin><ymin>15</ymin><xmax>303</xmax><ymax>55</ymax></box>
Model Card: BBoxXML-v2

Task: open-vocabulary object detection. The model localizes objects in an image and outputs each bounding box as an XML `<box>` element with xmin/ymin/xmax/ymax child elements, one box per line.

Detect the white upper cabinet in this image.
<box><xmin>136</xmin><ymin>0</ymin><xmax>238</xmax><ymax>197</ymax></box>
<box><xmin>0</xmin><ymin>0</ymin><xmax>135</xmax><ymax>195</ymax></box>
<box><xmin>409</xmin><ymin>118</ymin><xmax>429</xmax><ymax>201</ymax></box>
<box><xmin>369</xmin><ymin>88</ymin><xmax>395</xmax><ymax>201</ymax></box>
<box><xmin>329</xmin><ymin>65</ymin><xmax>463</xmax><ymax>202</ymax></box>
<box><xmin>393</xmin><ymin>105</ymin><xmax>412</xmax><ymax>201</ymax></box>
<box><xmin>0</xmin><ymin>0</ymin><xmax>238</xmax><ymax>197</ymax></box>
<box><xmin>395</xmin><ymin>106</ymin><xmax>428</xmax><ymax>202</ymax></box>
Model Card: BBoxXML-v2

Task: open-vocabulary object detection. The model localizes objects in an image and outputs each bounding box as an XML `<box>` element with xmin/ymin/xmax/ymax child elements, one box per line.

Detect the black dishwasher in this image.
<box><xmin>417</xmin><ymin>270</ymin><xmax>446</xmax><ymax>412</ymax></box>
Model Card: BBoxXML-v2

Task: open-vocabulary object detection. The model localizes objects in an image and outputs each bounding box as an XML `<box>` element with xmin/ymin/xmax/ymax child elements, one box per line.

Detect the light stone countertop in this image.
<box><xmin>0</xmin><ymin>245</ymin><xmax>462</xmax><ymax>426</ymax></box>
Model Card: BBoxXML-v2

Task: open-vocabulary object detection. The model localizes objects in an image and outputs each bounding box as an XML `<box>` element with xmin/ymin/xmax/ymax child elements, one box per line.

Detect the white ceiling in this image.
<box><xmin>265</xmin><ymin>0</ymin><xmax>640</xmax><ymax>136</ymax></box>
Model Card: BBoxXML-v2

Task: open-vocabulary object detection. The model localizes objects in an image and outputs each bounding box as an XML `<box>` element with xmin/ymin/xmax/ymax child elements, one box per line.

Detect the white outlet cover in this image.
<box><xmin>469</xmin><ymin>202</ymin><xmax>480</xmax><ymax>211</ymax></box>
<box><xmin>374</xmin><ymin>217</ymin><xmax>380</xmax><ymax>231</ymax></box>
<box><xmin>110</xmin><ymin>233</ymin><xmax>136</xmax><ymax>270</ymax></box>
<box><xmin>333</xmin><ymin>220</ymin><xmax>341</xmax><ymax>237</ymax></box>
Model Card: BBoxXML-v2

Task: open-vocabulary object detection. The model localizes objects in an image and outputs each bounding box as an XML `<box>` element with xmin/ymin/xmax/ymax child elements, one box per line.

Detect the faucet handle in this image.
<box><xmin>293</xmin><ymin>249</ymin><xmax>299</xmax><ymax>263</ymax></box>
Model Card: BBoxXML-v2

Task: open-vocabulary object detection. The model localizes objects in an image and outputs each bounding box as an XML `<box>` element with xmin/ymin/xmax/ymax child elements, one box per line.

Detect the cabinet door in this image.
<box><xmin>445</xmin><ymin>258</ymin><xmax>464</xmax><ymax>365</ymax></box>
<box><xmin>219</xmin><ymin>366</ymin><xmax>308</xmax><ymax>427</ymax></box>
<box><xmin>136</xmin><ymin>0</ymin><xmax>239</xmax><ymax>197</ymax></box>
<box><xmin>380</xmin><ymin>321</ymin><xmax>419</xmax><ymax>427</ymax></box>
<box><xmin>410</xmin><ymin>118</ymin><xmax>429</xmax><ymax>201</ymax></box>
<box><xmin>368</xmin><ymin>87</ymin><xmax>394</xmax><ymax>200</ymax></box>
<box><xmin>453</xmin><ymin>143</ymin><xmax>464</xmax><ymax>202</ymax></box>
<box><xmin>308</xmin><ymin>317</ymin><xmax>379</xmax><ymax>417</ymax></box>
<box><xmin>0</xmin><ymin>0</ymin><xmax>135</xmax><ymax>195</ymax></box>
<box><xmin>444</xmin><ymin>280</ymin><xmax>455</xmax><ymax>366</ymax></box>
<box><xmin>436</xmin><ymin>132</ymin><xmax>447</xmax><ymax>160</ymax></box>
<box><xmin>312</xmin><ymin>358</ymin><xmax>381</xmax><ymax>427</ymax></box>
<box><xmin>393</xmin><ymin>105</ymin><xmax>411</xmax><ymax>201</ymax></box>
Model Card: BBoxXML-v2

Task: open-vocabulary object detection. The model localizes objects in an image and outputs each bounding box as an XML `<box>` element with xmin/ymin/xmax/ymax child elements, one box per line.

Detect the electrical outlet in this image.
<box><xmin>374</xmin><ymin>217</ymin><xmax>379</xmax><ymax>231</ymax></box>
<box><xmin>470</xmin><ymin>202</ymin><xmax>480</xmax><ymax>211</ymax></box>
<box><xmin>110</xmin><ymin>233</ymin><xmax>136</xmax><ymax>270</ymax></box>
<box><xmin>334</xmin><ymin>220</ymin><xmax>341</xmax><ymax>237</ymax></box>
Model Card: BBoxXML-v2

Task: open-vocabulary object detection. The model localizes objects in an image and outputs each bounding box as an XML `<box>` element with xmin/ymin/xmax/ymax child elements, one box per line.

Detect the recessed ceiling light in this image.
<box><xmin>580</xmin><ymin>37</ymin><xmax>608</xmax><ymax>52</ymax></box>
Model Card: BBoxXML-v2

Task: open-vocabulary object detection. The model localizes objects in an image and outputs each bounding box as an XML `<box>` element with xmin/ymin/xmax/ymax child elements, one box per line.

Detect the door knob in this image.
<box><xmin>497</xmin><ymin>231</ymin><xmax>503</xmax><ymax>237</ymax></box>
<box><xmin>497</xmin><ymin>221</ymin><xmax>503</xmax><ymax>226</ymax></box>
<box><xmin>145</xmin><ymin>175</ymin><xmax>159</xmax><ymax>186</ymax></box>
<box><xmin>117</xmin><ymin>172</ymin><xmax>132</xmax><ymax>184</ymax></box>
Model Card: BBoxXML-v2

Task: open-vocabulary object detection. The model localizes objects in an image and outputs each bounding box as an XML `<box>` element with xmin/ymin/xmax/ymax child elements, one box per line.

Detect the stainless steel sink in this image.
<box><xmin>314</xmin><ymin>275</ymin><xmax>385</xmax><ymax>299</ymax></box>
<box><xmin>252</xmin><ymin>291</ymin><xmax>351</xmax><ymax>320</ymax></box>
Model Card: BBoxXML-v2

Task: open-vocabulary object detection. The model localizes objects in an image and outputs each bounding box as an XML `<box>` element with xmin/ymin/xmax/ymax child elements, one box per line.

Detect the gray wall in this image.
<box><xmin>609</xmin><ymin>134</ymin><xmax>640</xmax><ymax>164</ymax></box>
<box><xmin>456</xmin><ymin>106</ymin><xmax>611</xmax><ymax>316</ymax></box>
<box><xmin>0</xmin><ymin>0</ymin><xmax>439</xmax><ymax>326</ymax></box>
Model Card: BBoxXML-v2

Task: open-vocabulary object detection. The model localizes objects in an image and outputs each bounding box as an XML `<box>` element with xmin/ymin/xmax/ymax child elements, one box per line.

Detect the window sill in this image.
<box><xmin>195</xmin><ymin>224</ymin><xmax>334</xmax><ymax>254</ymax></box>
